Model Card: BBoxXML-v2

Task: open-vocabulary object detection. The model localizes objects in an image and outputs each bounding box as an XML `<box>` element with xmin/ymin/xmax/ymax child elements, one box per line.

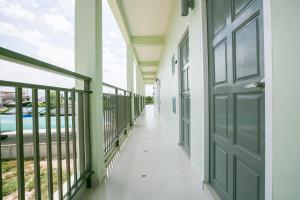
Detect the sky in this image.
<box><xmin>0</xmin><ymin>0</ymin><xmax>127</xmax><ymax>91</ymax></box>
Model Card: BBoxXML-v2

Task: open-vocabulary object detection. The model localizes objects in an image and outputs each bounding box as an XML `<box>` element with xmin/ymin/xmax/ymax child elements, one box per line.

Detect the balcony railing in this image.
<box><xmin>0</xmin><ymin>47</ymin><xmax>92</xmax><ymax>200</ymax></box>
<box><xmin>0</xmin><ymin>47</ymin><xmax>146</xmax><ymax>199</ymax></box>
<box><xmin>103</xmin><ymin>83</ymin><xmax>145</xmax><ymax>163</ymax></box>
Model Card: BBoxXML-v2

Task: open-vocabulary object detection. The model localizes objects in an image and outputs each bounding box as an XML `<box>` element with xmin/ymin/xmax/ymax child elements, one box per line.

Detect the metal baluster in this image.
<box><xmin>32</xmin><ymin>89</ymin><xmax>41</xmax><ymax>200</ymax></box>
<box><xmin>78</xmin><ymin>93</ymin><xmax>85</xmax><ymax>176</ymax></box>
<box><xmin>64</xmin><ymin>91</ymin><xmax>71</xmax><ymax>195</ymax></box>
<box><xmin>16</xmin><ymin>87</ymin><xmax>25</xmax><ymax>200</ymax></box>
<box><xmin>105</xmin><ymin>95</ymin><xmax>108</xmax><ymax>154</ymax></box>
<box><xmin>122</xmin><ymin>91</ymin><xmax>126</xmax><ymax>129</ymax></box>
<box><xmin>56</xmin><ymin>91</ymin><xmax>63</xmax><ymax>199</ymax></box>
<box><xmin>103</xmin><ymin>95</ymin><xmax>106</xmax><ymax>155</ymax></box>
<box><xmin>45</xmin><ymin>90</ymin><xmax>53</xmax><ymax>200</ymax></box>
<box><xmin>109</xmin><ymin>94</ymin><xmax>112</xmax><ymax>149</ymax></box>
<box><xmin>115</xmin><ymin>89</ymin><xmax>119</xmax><ymax>146</ymax></box>
<box><xmin>84</xmin><ymin>81</ymin><xmax>91</xmax><ymax>175</ymax></box>
<box><xmin>71</xmin><ymin>92</ymin><xmax>78</xmax><ymax>184</ymax></box>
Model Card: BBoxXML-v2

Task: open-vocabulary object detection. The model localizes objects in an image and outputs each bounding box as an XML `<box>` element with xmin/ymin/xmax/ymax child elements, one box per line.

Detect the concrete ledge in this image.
<box><xmin>1</xmin><ymin>142</ymin><xmax>73</xmax><ymax>159</ymax></box>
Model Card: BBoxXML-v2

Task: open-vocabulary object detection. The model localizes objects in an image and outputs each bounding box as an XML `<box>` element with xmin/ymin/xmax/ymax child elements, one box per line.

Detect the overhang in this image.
<box><xmin>108</xmin><ymin>0</ymin><xmax>173</xmax><ymax>83</ymax></box>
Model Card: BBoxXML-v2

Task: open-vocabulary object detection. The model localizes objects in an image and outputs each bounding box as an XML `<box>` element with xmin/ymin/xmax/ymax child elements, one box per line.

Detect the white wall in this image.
<box><xmin>156</xmin><ymin>0</ymin><xmax>206</xmax><ymax>176</ymax></box>
<box><xmin>158</xmin><ymin>0</ymin><xmax>300</xmax><ymax>199</ymax></box>
<box><xmin>269</xmin><ymin>0</ymin><xmax>300</xmax><ymax>199</ymax></box>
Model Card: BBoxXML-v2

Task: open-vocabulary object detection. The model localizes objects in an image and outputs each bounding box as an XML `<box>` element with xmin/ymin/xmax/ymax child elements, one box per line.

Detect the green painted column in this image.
<box><xmin>75</xmin><ymin>0</ymin><xmax>105</xmax><ymax>187</ymax></box>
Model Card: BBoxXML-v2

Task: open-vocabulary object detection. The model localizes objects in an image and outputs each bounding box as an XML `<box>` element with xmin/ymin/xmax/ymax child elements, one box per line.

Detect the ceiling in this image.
<box><xmin>109</xmin><ymin>0</ymin><xmax>173</xmax><ymax>84</ymax></box>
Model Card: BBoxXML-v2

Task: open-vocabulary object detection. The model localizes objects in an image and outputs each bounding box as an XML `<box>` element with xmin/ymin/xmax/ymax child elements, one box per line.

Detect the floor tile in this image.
<box><xmin>83</xmin><ymin>105</ymin><xmax>208</xmax><ymax>200</ymax></box>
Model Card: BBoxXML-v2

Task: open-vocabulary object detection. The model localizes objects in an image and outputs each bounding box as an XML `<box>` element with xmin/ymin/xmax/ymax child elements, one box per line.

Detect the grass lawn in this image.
<box><xmin>0</xmin><ymin>107</ymin><xmax>9</xmax><ymax>114</ymax></box>
<box><xmin>2</xmin><ymin>159</ymin><xmax>70</xmax><ymax>200</ymax></box>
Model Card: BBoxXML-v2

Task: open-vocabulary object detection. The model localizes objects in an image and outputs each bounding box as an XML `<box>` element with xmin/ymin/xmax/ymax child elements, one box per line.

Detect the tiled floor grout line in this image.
<box><xmin>105</xmin><ymin>107</ymin><xmax>183</xmax><ymax>200</ymax></box>
<box><xmin>85</xmin><ymin>106</ymin><xmax>210</xmax><ymax>200</ymax></box>
<box><xmin>139</xmin><ymin>168</ymin><xmax>188</xmax><ymax>200</ymax></box>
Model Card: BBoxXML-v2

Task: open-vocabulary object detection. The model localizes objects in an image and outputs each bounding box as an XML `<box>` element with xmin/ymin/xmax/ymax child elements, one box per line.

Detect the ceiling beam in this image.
<box><xmin>131</xmin><ymin>36</ymin><xmax>164</xmax><ymax>46</ymax></box>
<box><xmin>142</xmin><ymin>72</ymin><xmax>157</xmax><ymax>76</ymax></box>
<box><xmin>139</xmin><ymin>61</ymin><xmax>159</xmax><ymax>67</ymax></box>
<box><xmin>143</xmin><ymin>75</ymin><xmax>156</xmax><ymax>78</ymax></box>
<box><xmin>141</xmin><ymin>68</ymin><xmax>157</xmax><ymax>73</ymax></box>
<box><xmin>143</xmin><ymin>77</ymin><xmax>155</xmax><ymax>81</ymax></box>
<box><xmin>144</xmin><ymin>82</ymin><xmax>155</xmax><ymax>85</ymax></box>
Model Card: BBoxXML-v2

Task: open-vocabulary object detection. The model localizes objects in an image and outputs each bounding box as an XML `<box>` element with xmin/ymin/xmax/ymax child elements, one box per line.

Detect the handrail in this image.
<box><xmin>0</xmin><ymin>47</ymin><xmax>92</xmax><ymax>200</ymax></box>
<box><xmin>103</xmin><ymin>82</ymin><xmax>130</xmax><ymax>93</ymax></box>
<box><xmin>0</xmin><ymin>80</ymin><xmax>89</xmax><ymax>93</ymax></box>
<box><xmin>0</xmin><ymin>47</ymin><xmax>91</xmax><ymax>82</ymax></box>
<box><xmin>103</xmin><ymin>82</ymin><xmax>145</xmax><ymax>96</ymax></box>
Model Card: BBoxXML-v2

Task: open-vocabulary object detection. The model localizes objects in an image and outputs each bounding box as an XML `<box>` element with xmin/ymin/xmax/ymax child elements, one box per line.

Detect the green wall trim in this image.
<box><xmin>139</xmin><ymin>61</ymin><xmax>159</xmax><ymax>66</ymax></box>
<box><xmin>131</xmin><ymin>36</ymin><xmax>165</xmax><ymax>46</ymax></box>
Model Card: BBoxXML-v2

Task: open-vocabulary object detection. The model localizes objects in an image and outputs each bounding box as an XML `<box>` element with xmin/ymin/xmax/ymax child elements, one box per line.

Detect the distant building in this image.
<box><xmin>0</xmin><ymin>91</ymin><xmax>15</xmax><ymax>102</ymax></box>
<box><xmin>0</xmin><ymin>91</ymin><xmax>27</xmax><ymax>105</ymax></box>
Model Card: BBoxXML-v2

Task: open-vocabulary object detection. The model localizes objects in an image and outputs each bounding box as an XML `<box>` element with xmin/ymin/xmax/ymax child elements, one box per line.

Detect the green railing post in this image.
<box><xmin>115</xmin><ymin>88</ymin><xmax>119</xmax><ymax>146</ymax></box>
<box><xmin>84</xmin><ymin>80</ymin><xmax>92</xmax><ymax>187</ymax></box>
<box><xmin>16</xmin><ymin>87</ymin><xmax>25</xmax><ymax>200</ymax></box>
<box><xmin>130</xmin><ymin>92</ymin><xmax>133</xmax><ymax>126</ymax></box>
<box><xmin>64</xmin><ymin>91</ymin><xmax>71</xmax><ymax>196</ymax></box>
<box><xmin>32</xmin><ymin>89</ymin><xmax>41</xmax><ymax>200</ymax></box>
<box><xmin>45</xmin><ymin>90</ymin><xmax>53</xmax><ymax>200</ymax></box>
<box><xmin>56</xmin><ymin>91</ymin><xmax>63</xmax><ymax>200</ymax></box>
<box><xmin>71</xmin><ymin>91</ymin><xmax>78</xmax><ymax>184</ymax></box>
<box><xmin>78</xmin><ymin>93</ymin><xmax>85</xmax><ymax>177</ymax></box>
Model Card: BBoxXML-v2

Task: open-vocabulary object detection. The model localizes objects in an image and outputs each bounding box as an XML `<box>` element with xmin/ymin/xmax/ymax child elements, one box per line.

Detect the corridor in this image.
<box><xmin>84</xmin><ymin>105</ymin><xmax>211</xmax><ymax>200</ymax></box>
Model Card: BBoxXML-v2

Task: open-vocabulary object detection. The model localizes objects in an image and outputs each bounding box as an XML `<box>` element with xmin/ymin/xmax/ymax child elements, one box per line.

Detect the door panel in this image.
<box><xmin>180</xmin><ymin>32</ymin><xmax>191</xmax><ymax>154</ymax></box>
<box><xmin>234</xmin><ymin>18</ymin><xmax>260</xmax><ymax>80</ymax></box>
<box><xmin>212</xmin><ymin>0</ymin><xmax>227</xmax><ymax>35</ymax></box>
<box><xmin>214</xmin><ymin>95</ymin><xmax>229</xmax><ymax>138</ymax></box>
<box><xmin>214</xmin><ymin>41</ymin><xmax>228</xmax><ymax>84</ymax></box>
<box><xmin>235</xmin><ymin>93</ymin><xmax>262</xmax><ymax>154</ymax></box>
<box><xmin>208</xmin><ymin>0</ymin><xmax>265</xmax><ymax>199</ymax></box>
<box><xmin>233</xmin><ymin>0</ymin><xmax>254</xmax><ymax>16</ymax></box>
<box><xmin>235</xmin><ymin>158</ymin><xmax>260</xmax><ymax>200</ymax></box>
<box><xmin>214</xmin><ymin>143</ymin><xmax>228</xmax><ymax>192</ymax></box>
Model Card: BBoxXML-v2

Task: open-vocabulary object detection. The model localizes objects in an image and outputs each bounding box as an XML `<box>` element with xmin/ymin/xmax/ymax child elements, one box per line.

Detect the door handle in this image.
<box><xmin>245</xmin><ymin>79</ymin><xmax>265</xmax><ymax>89</ymax></box>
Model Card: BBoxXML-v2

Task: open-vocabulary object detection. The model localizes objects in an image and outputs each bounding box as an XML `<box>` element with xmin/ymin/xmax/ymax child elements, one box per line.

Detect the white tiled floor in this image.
<box><xmin>83</xmin><ymin>105</ymin><xmax>211</xmax><ymax>200</ymax></box>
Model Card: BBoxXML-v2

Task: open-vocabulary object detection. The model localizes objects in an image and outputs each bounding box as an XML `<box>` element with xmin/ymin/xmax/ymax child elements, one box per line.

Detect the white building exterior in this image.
<box><xmin>106</xmin><ymin>0</ymin><xmax>300</xmax><ymax>199</ymax></box>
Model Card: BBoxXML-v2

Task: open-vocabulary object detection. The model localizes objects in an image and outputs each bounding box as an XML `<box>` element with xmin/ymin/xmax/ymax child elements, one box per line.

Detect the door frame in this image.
<box><xmin>200</xmin><ymin>0</ymin><xmax>273</xmax><ymax>199</ymax></box>
<box><xmin>178</xmin><ymin>28</ymin><xmax>191</xmax><ymax>156</ymax></box>
<box><xmin>156</xmin><ymin>78</ymin><xmax>161</xmax><ymax>113</ymax></box>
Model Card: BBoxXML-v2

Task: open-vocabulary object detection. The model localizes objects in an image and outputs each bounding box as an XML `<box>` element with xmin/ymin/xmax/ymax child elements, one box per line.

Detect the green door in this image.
<box><xmin>180</xmin><ymin>32</ymin><xmax>191</xmax><ymax>154</ymax></box>
<box><xmin>207</xmin><ymin>0</ymin><xmax>265</xmax><ymax>199</ymax></box>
